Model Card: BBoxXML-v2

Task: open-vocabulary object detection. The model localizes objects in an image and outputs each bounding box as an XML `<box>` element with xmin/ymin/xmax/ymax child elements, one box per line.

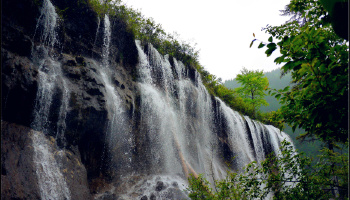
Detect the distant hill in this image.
<box><xmin>224</xmin><ymin>68</ymin><xmax>322</xmax><ymax>158</ymax></box>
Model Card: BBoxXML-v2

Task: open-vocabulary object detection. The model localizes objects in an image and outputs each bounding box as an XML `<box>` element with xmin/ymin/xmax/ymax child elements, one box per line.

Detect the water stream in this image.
<box><xmin>30</xmin><ymin>0</ymin><xmax>71</xmax><ymax>198</ymax></box>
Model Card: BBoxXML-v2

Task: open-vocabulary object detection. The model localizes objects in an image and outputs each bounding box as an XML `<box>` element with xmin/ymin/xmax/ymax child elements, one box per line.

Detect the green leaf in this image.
<box><xmin>268</xmin><ymin>36</ymin><xmax>273</xmax><ymax>42</ymax></box>
<box><xmin>250</xmin><ymin>39</ymin><xmax>257</xmax><ymax>48</ymax></box>
<box><xmin>282</xmin><ymin>86</ymin><xmax>290</xmax><ymax>92</ymax></box>
<box><xmin>265</xmin><ymin>47</ymin><xmax>276</xmax><ymax>57</ymax></box>
<box><xmin>258</xmin><ymin>42</ymin><xmax>265</xmax><ymax>48</ymax></box>
<box><xmin>267</xmin><ymin>43</ymin><xmax>276</xmax><ymax>48</ymax></box>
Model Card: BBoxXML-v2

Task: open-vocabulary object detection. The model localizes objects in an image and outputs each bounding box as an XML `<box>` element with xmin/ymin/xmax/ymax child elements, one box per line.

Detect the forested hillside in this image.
<box><xmin>224</xmin><ymin>69</ymin><xmax>322</xmax><ymax>157</ymax></box>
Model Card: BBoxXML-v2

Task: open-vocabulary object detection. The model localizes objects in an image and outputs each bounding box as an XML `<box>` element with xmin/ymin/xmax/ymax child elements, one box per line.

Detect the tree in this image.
<box><xmin>234</xmin><ymin>67</ymin><xmax>269</xmax><ymax>117</ymax></box>
<box><xmin>252</xmin><ymin>0</ymin><xmax>349</xmax><ymax>145</ymax></box>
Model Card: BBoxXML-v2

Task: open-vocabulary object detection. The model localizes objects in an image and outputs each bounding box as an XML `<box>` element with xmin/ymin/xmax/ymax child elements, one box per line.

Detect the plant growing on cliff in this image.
<box><xmin>234</xmin><ymin>67</ymin><xmax>269</xmax><ymax>117</ymax></box>
<box><xmin>187</xmin><ymin>140</ymin><xmax>349</xmax><ymax>199</ymax></box>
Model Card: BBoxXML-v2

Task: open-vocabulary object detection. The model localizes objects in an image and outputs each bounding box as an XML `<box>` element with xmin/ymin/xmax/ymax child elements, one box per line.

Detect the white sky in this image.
<box><xmin>122</xmin><ymin>0</ymin><xmax>291</xmax><ymax>81</ymax></box>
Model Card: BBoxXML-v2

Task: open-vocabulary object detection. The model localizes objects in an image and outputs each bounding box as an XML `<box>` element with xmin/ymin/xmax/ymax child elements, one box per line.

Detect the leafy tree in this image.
<box><xmin>251</xmin><ymin>0</ymin><xmax>349</xmax><ymax>145</ymax></box>
<box><xmin>234</xmin><ymin>67</ymin><xmax>269</xmax><ymax>117</ymax></box>
<box><xmin>187</xmin><ymin>140</ymin><xmax>349</xmax><ymax>200</ymax></box>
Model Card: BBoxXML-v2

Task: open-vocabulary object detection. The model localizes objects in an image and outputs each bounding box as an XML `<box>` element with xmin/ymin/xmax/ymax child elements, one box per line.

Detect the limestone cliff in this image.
<box><xmin>1</xmin><ymin>0</ymin><xmax>292</xmax><ymax>199</ymax></box>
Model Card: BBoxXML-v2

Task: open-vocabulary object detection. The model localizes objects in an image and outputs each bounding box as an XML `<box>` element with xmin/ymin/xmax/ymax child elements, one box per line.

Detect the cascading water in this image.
<box><xmin>98</xmin><ymin>14</ymin><xmax>132</xmax><ymax>173</ymax></box>
<box><xmin>30</xmin><ymin>0</ymin><xmax>71</xmax><ymax>198</ymax></box>
<box><xmin>32</xmin><ymin>131</ymin><xmax>71</xmax><ymax>200</ymax></box>
<box><xmin>136</xmin><ymin>41</ymin><xmax>228</xmax><ymax>196</ymax></box>
<box><xmin>31</xmin><ymin>0</ymin><xmax>70</xmax><ymax>144</ymax></box>
<box><xmin>132</xmin><ymin>40</ymin><xmax>295</xmax><ymax>199</ymax></box>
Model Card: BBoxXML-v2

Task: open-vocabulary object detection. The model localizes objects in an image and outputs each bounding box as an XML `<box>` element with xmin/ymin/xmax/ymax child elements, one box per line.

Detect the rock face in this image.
<box><xmin>2</xmin><ymin>0</ymin><xmax>139</xmax><ymax>198</ymax></box>
<box><xmin>2</xmin><ymin>0</ymin><xmax>293</xmax><ymax>199</ymax></box>
<box><xmin>1</xmin><ymin>121</ymin><xmax>91</xmax><ymax>200</ymax></box>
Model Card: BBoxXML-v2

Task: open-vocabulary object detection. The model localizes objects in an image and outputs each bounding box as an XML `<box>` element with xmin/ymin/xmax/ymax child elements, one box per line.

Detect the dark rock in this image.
<box><xmin>75</xmin><ymin>56</ymin><xmax>85</xmax><ymax>66</ymax></box>
<box><xmin>1</xmin><ymin>50</ymin><xmax>38</xmax><ymax>127</ymax></box>
<box><xmin>1</xmin><ymin>121</ymin><xmax>93</xmax><ymax>200</ymax></box>
<box><xmin>155</xmin><ymin>181</ymin><xmax>166</xmax><ymax>191</ymax></box>
<box><xmin>141</xmin><ymin>195</ymin><xmax>148</xmax><ymax>200</ymax></box>
<box><xmin>171</xmin><ymin>181</ymin><xmax>178</xmax><ymax>187</ymax></box>
<box><xmin>150</xmin><ymin>193</ymin><xmax>156</xmax><ymax>200</ymax></box>
<box><xmin>54</xmin><ymin>147</ymin><xmax>92</xmax><ymax>200</ymax></box>
<box><xmin>164</xmin><ymin>188</ymin><xmax>189</xmax><ymax>200</ymax></box>
<box><xmin>1</xmin><ymin>121</ymin><xmax>41</xmax><ymax>200</ymax></box>
<box><xmin>96</xmin><ymin>191</ymin><xmax>119</xmax><ymax>200</ymax></box>
<box><xmin>66</xmin><ymin>59</ymin><xmax>77</xmax><ymax>66</ymax></box>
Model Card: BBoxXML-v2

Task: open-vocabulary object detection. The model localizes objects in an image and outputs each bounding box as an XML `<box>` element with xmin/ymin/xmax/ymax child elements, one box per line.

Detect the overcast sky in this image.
<box><xmin>122</xmin><ymin>0</ymin><xmax>291</xmax><ymax>81</ymax></box>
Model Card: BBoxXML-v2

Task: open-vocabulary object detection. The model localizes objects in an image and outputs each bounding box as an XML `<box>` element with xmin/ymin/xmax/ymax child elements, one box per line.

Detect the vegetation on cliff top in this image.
<box><xmin>82</xmin><ymin>0</ymin><xmax>276</xmax><ymax>125</ymax></box>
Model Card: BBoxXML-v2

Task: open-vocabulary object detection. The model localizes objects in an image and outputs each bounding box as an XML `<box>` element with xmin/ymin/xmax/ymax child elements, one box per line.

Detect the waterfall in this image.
<box><xmin>98</xmin><ymin>14</ymin><xmax>132</xmax><ymax>173</ymax></box>
<box><xmin>31</xmin><ymin>0</ymin><xmax>70</xmax><ymax>143</ymax></box>
<box><xmin>30</xmin><ymin>0</ymin><xmax>71</xmax><ymax>198</ymax></box>
<box><xmin>133</xmin><ymin>40</ymin><xmax>295</xmax><ymax>199</ymax></box>
<box><xmin>215</xmin><ymin>98</ymin><xmax>256</xmax><ymax>170</ymax></box>
<box><xmin>32</xmin><ymin>131</ymin><xmax>71</xmax><ymax>200</ymax></box>
<box><xmin>25</xmin><ymin>4</ymin><xmax>295</xmax><ymax>197</ymax></box>
<box><xmin>136</xmin><ymin>40</ymin><xmax>227</xmax><ymax>189</ymax></box>
<box><xmin>102</xmin><ymin>14</ymin><xmax>111</xmax><ymax>68</ymax></box>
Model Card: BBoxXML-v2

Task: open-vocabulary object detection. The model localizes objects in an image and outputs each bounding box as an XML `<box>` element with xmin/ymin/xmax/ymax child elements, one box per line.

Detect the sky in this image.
<box><xmin>122</xmin><ymin>0</ymin><xmax>291</xmax><ymax>81</ymax></box>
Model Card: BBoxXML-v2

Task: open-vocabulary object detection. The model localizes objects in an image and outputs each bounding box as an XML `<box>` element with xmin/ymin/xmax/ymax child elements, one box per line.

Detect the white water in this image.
<box><xmin>32</xmin><ymin>131</ymin><xmax>71</xmax><ymax>200</ymax></box>
<box><xmin>31</xmin><ymin>0</ymin><xmax>71</xmax><ymax>198</ymax></box>
<box><xmin>102</xmin><ymin>14</ymin><xmax>111</xmax><ymax>68</ymax></box>
<box><xmin>134</xmin><ymin>40</ymin><xmax>295</xmax><ymax>197</ymax></box>
<box><xmin>136</xmin><ymin>41</ymin><xmax>227</xmax><ymax>186</ymax></box>
<box><xmin>98</xmin><ymin>15</ymin><xmax>132</xmax><ymax>172</ymax></box>
<box><xmin>31</xmin><ymin>0</ymin><xmax>70</xmax><ymax>139</ymax></box>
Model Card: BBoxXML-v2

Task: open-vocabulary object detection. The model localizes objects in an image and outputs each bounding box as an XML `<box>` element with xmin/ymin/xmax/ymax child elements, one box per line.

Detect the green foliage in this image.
<box><xmin>87</xmin><ymin>0</ymin><xmax>118</xmax><ymax>17</ymax></box>
<box><xmin>252</xmin><ymin>0</ymin><xmax>349</xmax><ymax>144</ymax></box>
<box><xmin>187</xmin><ymin>140</ymin><xmax>349</xmax><ymax>199</ymax></box>
<box><xmin>235</xmin><ymin>67</ymin><xmax>269</xmax><ymax>117</ymax></box>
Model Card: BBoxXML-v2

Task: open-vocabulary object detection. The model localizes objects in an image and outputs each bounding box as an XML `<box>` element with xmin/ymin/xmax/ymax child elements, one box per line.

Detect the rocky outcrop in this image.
<box><xmin>1</xmin><ymin>121</ymin><xmax>91</xmax><ymax>200</ymax></box>
<box><xmin>1</xmin><ymin>121</ymin><xmax>41</xmax><ymax>200</ymax></box>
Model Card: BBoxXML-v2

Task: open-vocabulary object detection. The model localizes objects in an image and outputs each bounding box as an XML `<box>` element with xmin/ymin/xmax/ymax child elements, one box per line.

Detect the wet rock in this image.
<box><xmin>66</xmin><ymin>59</ymin><xmax>77</xmax><ymax>66</ymax></box>
<box><xmin>150</xmin><ymin>193</ymin><xmax>156</xmax><ymax>200</ymax></box>
<box><xmin>172</xmin><ymin>181</ymin><xmax>179</xmax><ymax>187</ymax></box>
<box><xmin>140</xmin><ymin>195</ymin><xmax>148</xmax><ymax>200</ymax></box>
<box><xmin>155</xmin><ymin>181</ymin><xmax>166</xmax><ymax>191</ymax></box>
<box><xmin>75</xmin><ymin>56</ymin><xmax>85</xmax><ymax>66</ymax></box>
<box><xmin>1</xmin><ymin>121</ymin><xmax>41</xmax><ymax>200</ymax></box>
<box><xmin>54</xmin><ymin>147</ymin><xmax>92</xmax><ymax>200</ymax></box>
<box><xmin>95</xmin><ymin>191</ymin><xmax>119</xmax><ymax>200</ymax></box>
<box><xmin>164</xmin><ymin>188</ymin><xmax>189</xmax><ymax>200</ymax></box>
<box><xmin>1</xmin><ymin>121</ymin><xmax>93</xmax><ymax>200</ymax></box>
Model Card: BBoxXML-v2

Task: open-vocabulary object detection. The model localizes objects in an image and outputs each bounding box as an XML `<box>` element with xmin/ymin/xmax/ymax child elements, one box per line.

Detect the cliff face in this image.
<box><xmin>1</xmin><ymin>1</ymin><xmax>292</xmax><ymax>199</ymax></box>
<box><xmin>2</xmin><ymin>0</ymin><xmax>138</xmax><ymax>199</ymax></box>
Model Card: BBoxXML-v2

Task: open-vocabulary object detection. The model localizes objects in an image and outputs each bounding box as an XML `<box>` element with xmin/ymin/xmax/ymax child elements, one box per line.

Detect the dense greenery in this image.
<box><xmin>252</xmin><ymin>0</ymin><xmax>348</xmax><ymax>145</ymax></box>
<box><xmin>188</xmin><ymin>0</ymin><xmax>348</xmax><ymax>199</ymax></box>
<box><xmin>234</xmin><ymin>67</ymin><xmax>269</xmax><ymax>117</ymax></box>
<box><xmin>187</xmin><ymin>140</ymin><xmax>349</xmax><ymax>199</ymax></box>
